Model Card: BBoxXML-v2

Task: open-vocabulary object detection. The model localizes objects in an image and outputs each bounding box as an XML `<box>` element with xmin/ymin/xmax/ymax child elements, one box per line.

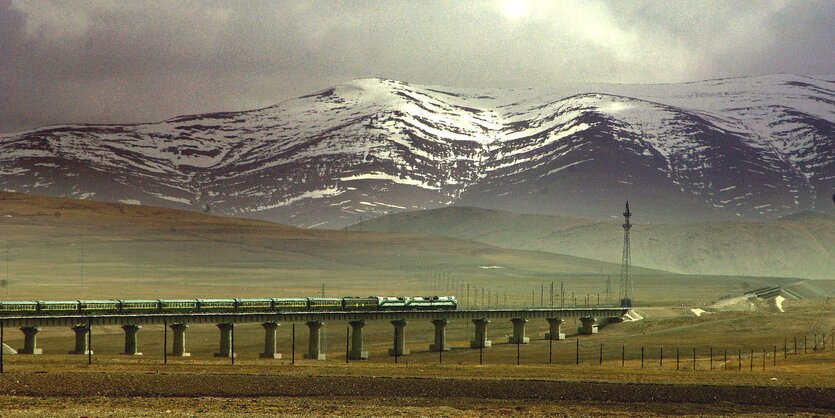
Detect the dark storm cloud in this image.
<box><xmin>1</xmin><ymin>0</ymin><xmax>833</xmax><ymax>133</ymax></box>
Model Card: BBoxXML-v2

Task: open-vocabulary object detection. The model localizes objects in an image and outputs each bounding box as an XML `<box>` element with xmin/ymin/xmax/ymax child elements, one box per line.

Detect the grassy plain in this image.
<box><xmin>0</xmin><ymin>192</ymin><xmax>833</xmax><ymax>416</ymax></box>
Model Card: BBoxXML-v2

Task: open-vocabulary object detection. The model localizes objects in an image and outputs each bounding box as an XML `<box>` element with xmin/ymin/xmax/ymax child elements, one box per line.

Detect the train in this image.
<box><xmin>0</xmin><ymin>296</ymin><xmax>458</xmax><ymax>316</ymax></box>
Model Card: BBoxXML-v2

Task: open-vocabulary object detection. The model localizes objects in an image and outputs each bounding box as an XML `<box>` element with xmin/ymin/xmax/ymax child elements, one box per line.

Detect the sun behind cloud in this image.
<box><xmin>500</xmin><ymin>0</ymin><xmax>531</xmax><ymax>20</ymax></box>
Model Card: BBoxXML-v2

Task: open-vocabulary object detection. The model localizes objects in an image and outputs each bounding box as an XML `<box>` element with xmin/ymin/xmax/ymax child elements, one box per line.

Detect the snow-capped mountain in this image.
<box><xmin>1</xmin><ymin>74</ymin><xmax>832</xmax><ymax>227</ymax></box>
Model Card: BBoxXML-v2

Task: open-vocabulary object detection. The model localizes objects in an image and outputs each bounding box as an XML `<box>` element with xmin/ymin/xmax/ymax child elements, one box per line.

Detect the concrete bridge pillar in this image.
<box><xmin>259</xmin><ymin>322</ymin><xmax>282</xmax><ymax>359</ymax></box>
<box><xmin>348</xmin><ymin>320</ymin><xmax>369</xmax><ymax>360</ymax></box>
<box><xmin>69</xmin><ymin>324</ymin><xmax>92</xmax><ymax>355</ymax></box>
<box><xmin>508</xmin><ymin>318</ymin><xmax>530</xmax><ymax>344</ymax></box>
<box><xmin>19</xmin><ymin>326</ymin><xmax>42</xmax><ymax>355</ymax></box>
<box><xmin>470</xmin><ymin>318</ymin><xmax>492</xmax><ymax>348</ymax></box>
<box><xmin>121</xmin><ymin>324</ymin><xmax>142</xmax><ymax>356</ymax></box>
<box><xmin>169</xmin><ymin>323</ymin><xmax>191</xmax><ymax>357</ymax></box>
<box><xmin>214</xmin><ymin>323</ymin><xmax>235</xmax><ymax>358</ymax></box>
<box><xmin>304</xmin><ymin>320</ymin><xmax>326</xmax><ymax>360</ymax></box>
<box><xmin>388</xmin><ymin>319</ymin><xmax>410</xmax><ymax>356</ymax></box>
<box><xmin>578</xmin><ymin>317</ymin><xmax>599</xmax><ymax>335</ymax></box>
<box><xmin>429</xmin><ymin>318</ymin><xmax>450</xmax><ymax>352</ymax></box>
<box><xmin>545</xmin><ymin>317</ymin><xmax>565</xmax><ymax>340</ymax></box>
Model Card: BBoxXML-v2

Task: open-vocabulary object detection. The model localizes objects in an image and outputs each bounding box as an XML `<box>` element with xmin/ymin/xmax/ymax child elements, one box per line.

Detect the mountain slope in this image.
<box><xmin>353</xmin><ymin>206</ymin><xmax>835</xmax><ymax>280</ymax></box>
<box><xmin>1</xmin><ymin>74</ymin><xmax>833</xmax><ymax>227</ymax></box>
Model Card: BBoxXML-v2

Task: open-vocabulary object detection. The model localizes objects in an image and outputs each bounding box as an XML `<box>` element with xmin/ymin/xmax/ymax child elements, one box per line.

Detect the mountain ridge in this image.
<box><xmin>1</xmin><ymin>74</ymin><xmax>832</xmax><ymax>227</ymax></box>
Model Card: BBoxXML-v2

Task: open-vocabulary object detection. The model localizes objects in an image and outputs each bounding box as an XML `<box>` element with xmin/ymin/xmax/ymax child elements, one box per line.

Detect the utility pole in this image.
<box><xmin>560</xmin><ymin>282</ymin><xmax>564</xmax><ymax>307</ymax></box>
<box><xmin>183</xmin><ymin>246</ymin><xmax>187</xmax><ymax>287</ymax></box>
<box><xmin>550</xmin><ymin>282</ymin><xmax>554</xmax><ymax>308</ymax></box>
<box><xmin>619</xmin><ymin>202</ymin><xmax>634</xmax><ymax>307</ymax></box>
<box><xmin>80</xmin><ymin>244</ymin><xmax>85</xmax><ymax>288</ymax></box>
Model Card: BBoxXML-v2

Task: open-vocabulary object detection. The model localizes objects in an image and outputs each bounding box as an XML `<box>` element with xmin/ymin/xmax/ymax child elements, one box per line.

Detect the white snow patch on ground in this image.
<box><xmin>774</xmin><ymin>295</ymin><xmax>785</xmax><ymax>312</ymax></box>
<box><xmin>150</xmin><ymin>194</ymin><xmax>190</xmax><ymax>205</ymax></box>
<box><xmin>118</xmin><ymin>199</ymin><xmax>141</xmax><ymax>205</ymax></box>
<box><xmin>341</xmin><ymin>171</ymin><xmax>439</xmax><ymax>190</ymax></box>
<box><xmin>251</xmin><ymin>187</ymin><xmax>342</xmax><ymax>211</ymax></box>
<box><xmin>622</xmin><ymin>309</ymin><xmax>643</xmax><ymax>322</ymax></box>
<box><xmin>478</xmin><ymin>265</ymin><xmax>504</xmax><ymax>269</ymax></box>
<box><xmin>374</xmin><ymin>201</ymin><xmax>407</xmax><ymax>209</ymax></box>
<box><xmin>691</xmin><ymin>308</ymin><xmax>712</xmax><ymax>317</ymax></box>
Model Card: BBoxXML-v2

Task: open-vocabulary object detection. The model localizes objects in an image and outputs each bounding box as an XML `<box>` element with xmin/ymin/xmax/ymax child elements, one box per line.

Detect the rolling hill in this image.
<box><xmin>0</xmin><ymin>191</ymin><xmax>653</xmax><ymax>300</ymax></box>
<box><xmin>353</xmin><ymin>206</ymin><xmax>835</xmax><ymax>280</ymax></box>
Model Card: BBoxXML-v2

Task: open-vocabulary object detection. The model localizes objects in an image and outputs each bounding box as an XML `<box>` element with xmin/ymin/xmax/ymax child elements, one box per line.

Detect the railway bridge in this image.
<box><xmin>1</xmin><ymin>307</ymin><xmax>628</xmax><ymax>361</ymax></box>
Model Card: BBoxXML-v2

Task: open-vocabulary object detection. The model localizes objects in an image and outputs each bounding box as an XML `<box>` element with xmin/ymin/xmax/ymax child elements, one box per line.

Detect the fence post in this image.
<box><xmin>693</xmin><ymin>348</ymin><xmax>696</xmax><ymax>371</ymax></box>
<box><xmin>621</xmin><ymin>345</ymin><xmax>625</xmax><ymax>368</ymax></box>
<box><xmin>773</xmin><ymin>346</ymin><xmax>776</xmax><ymax>366</ymax></box>
<box><xmin>676</xmin><ymin>347</ymin><xmax>679</xmax><ymax>370</ymax></box>
<box><xmin>784</xmin><ymin>339</ymin><xmax>787</xmax><ymax>358</ymax></box>
<box><xmin>709</xmin><ymin>347</ymin><xmax>713</xmax><ymax>370</ymax></box>
<box><xmin>724</xmin><ymin>349</ymin><xmax>727</xmax><ymax>371</ymax></box>
<box><xmin>549</xmin><ymin>337</ymin><xmax>553</xmax><ymax>364</ymax></box>
<box><xmin>641</xmin><ymin>346</ymin><xmax>644</xmax><ymax>368</ymax></box>
<box><xmin>749</xmin><ymin>349</ymin><xmax>753</xmax><ymax>371</ymax></box>
<box><xmin>575</xmin><ymin>339</ymin><xmax>579</xmax><ymax>365</ymax></box>
<box><xmin>516</xmin><ymin>340</ymin><xmax>521</xmax><ymax>366</ymax></box>
<box><xmin>814</xmin><ymin>333</ymin><xmax>817</xmax><ymax>351</ymax></box>
<box><xmin>660</xmin><ymin>347</ymin><xmax>663</xmax><ymax>368</ymax></box>
<box><xmin>479</xmin><ymin>344</ymin><xmax>483</xmax><ymax>365</ymax></box>
<box><xmin>794</xmin><ymin>336</ymin><xmax>797</xmax><ymax>355</ymax></box>
<box><xmin>291</xmin><ymin>323</ymin><xmax>296</xmax><ymax>365</ymax></box>
<box><xmin>738</xmin><ymin>349</ymin><xmax>741</xmax><ymax>371</ymax></box>
<box><xmin>345</xmin><ymin>326</ymin><xmax>350</xmax><ymax>365</ymax></box>
<box><xmin>599</xmin><ymin>342</ymin><xmax>603</xmax><ymax>366</ymax></box>
<box><xmin>163</xmin><ymin>319</ymin><xmax>168</xmax><ymax>365</ymax></box>
<box><xmin>394</xmin><ymin>326</ymin><xmax>399</xmax><ymax>364</ymax></box>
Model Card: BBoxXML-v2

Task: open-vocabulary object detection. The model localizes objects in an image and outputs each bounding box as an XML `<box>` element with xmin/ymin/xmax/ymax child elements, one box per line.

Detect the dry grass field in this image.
<box><xmin>0</xmin><ymin>192</ymin><xmax>833</xmax><ymax>416</ymax></box>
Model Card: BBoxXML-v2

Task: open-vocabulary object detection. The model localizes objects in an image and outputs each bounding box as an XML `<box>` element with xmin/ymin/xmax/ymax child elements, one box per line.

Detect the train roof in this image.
<box><xmin>37</xmin><ymin>300</ymin><xmax>80</xmax><ymax>304</ymax></box>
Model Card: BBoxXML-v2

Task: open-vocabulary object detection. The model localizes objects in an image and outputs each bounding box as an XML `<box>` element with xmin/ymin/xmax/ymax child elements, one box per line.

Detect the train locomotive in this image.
<box><xmin>0</xmin><ymin>296</ymin><xmax>457</xmax><ymax>316</ymax></box>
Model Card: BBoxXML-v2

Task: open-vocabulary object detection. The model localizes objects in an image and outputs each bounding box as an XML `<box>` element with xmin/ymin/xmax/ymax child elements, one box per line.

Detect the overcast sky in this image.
<box><xmin>1</xmin><ymin>0</ymin><xmax>833</xmax><ymax>133</ymax></box>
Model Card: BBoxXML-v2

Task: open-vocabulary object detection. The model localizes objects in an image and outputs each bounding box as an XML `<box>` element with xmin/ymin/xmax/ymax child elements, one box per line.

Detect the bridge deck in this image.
<box><xmin>0</xmin><ymin>308</ymin><xmax>629</xmax><ymax>327</ymax></box>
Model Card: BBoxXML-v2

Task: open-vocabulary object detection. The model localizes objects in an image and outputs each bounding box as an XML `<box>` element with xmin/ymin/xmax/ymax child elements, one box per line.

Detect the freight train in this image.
<box><xmin>0</xmin><ymin>296</ymin><xmax>457</xmax><ymax>316</ymax></box>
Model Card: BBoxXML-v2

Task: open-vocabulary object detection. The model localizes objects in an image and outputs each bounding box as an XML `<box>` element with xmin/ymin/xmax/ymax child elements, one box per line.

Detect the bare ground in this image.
<box><xmin>0</xmin><ymin>371</ymin><xmax>833</xmax><ymax>417</ymax></box>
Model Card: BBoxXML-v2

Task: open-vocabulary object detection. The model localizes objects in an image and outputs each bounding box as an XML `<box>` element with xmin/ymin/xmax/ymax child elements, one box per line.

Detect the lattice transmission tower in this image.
<box><xmin>619</xmin><ymin>201</ymin><xmax>633</xmax><ymax>307</ymax></box>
